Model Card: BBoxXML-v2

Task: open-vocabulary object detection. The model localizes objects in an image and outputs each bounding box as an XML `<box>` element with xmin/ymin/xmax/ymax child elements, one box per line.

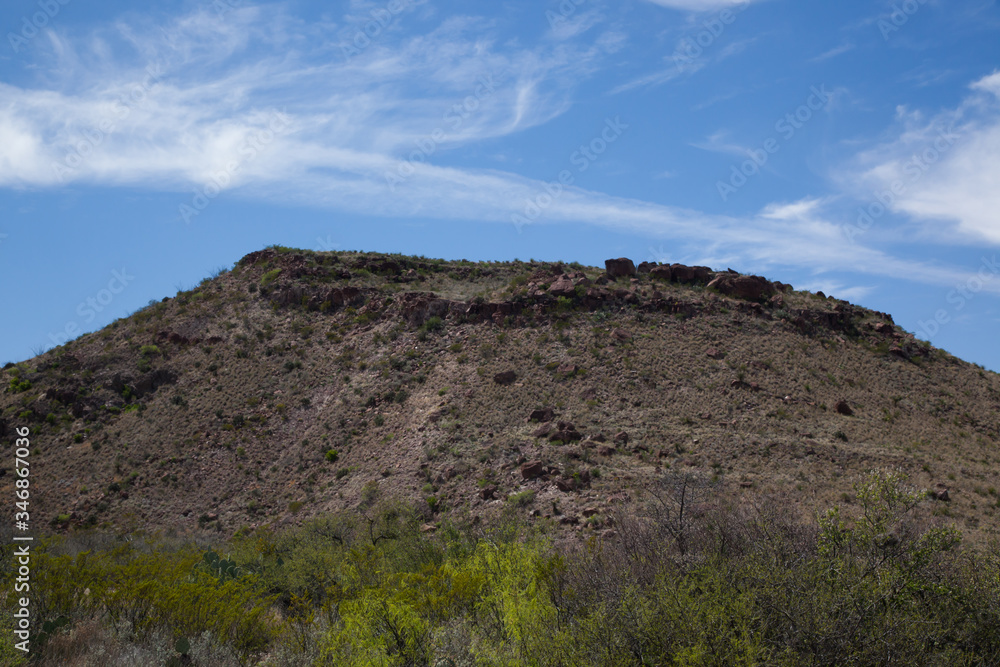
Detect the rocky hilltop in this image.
<box><xmin>3</xmin><ymin>248</ymin><xmax>998</xmax><ymax>542</ymax></box>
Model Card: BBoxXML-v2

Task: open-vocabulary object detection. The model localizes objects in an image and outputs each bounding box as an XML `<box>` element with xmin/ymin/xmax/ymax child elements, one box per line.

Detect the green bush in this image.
<box><xmin>261</xmin><ymin>269</ymin><xmax>282</xmax><ymax>286</ymax></box>
<box><xmin>13</xmin><ymin>470</ymin><xmax>1000</xmax><ymax>666</ymax></box>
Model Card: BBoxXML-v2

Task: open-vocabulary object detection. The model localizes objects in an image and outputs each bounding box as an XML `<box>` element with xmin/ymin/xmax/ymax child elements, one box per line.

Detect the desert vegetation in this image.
<box><xmin>3</xmin><ymin>248</ymin><xmax>1000</xmax><ymax>664</ymax></box>
<box><xmin>3</xmin><ymin>470</ymin><xmax>1000</xmax><ymax>665</ymax></box>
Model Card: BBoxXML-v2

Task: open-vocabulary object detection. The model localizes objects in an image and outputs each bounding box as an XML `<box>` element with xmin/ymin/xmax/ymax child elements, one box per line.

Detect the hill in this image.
<box><xmin>4</xmin><ymin>246</ymin><xmax>1000</xmax><ymax>543</ymax></box>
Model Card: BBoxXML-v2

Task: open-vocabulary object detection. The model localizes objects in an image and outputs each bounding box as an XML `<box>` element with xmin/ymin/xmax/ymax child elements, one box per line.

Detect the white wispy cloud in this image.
<box><xmin>607</xmin><ymin>64</ymin><xmax>693</xmax><ymax>95</ymax></box>
<box><xmin>840</xmin><ymin>70</ymin><xmax>1000</xmax><ymax>245</ymax></box>
<box><xmin>809</xmin><ymin>42</ymin><xmax>855</xmax><ymax>62</ymax></box>
<box><xmin>1</xmin><ymin>4</ymin><xmax>997</xmax><ymax>299</ymax></box>
<box><xmin>0</xmin><ymin>5</ymin><xmax>600</xmax><ymax>189</ymax></box>
<box><xmin>690</xmin><ymin>130</ymin><xmax>751</xmax><ymax>157</ymax></box>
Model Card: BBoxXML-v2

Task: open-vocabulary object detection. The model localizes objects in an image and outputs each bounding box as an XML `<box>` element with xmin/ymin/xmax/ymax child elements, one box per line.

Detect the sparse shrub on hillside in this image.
<box><xmin>7</xmin><ymin>376</ymin><xmax>31</xmax><ymax>393</ymax></box>
<box><xmin>361</xmin><ymin>481</ymin><xmax>380</xmax><ymax>506</ymax></box>
<box><xmin>507</xmin><ymin>490</ymin><xmax>536</xmax><ymax>508</ymax></box>
<box><xmin>261</xmin><ymin>269</ymin><xmax>282</xmax><ymax>286</ymax></box>
<box><xmin>421</xmin><ymin>316</ymin><xmax>444</xmax><ymax>334</ymax></box>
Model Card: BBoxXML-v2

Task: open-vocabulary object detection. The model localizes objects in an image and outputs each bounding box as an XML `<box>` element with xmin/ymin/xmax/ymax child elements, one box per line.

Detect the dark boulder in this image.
<box><xmin>493</xmin><ymin>371</ymin><xmax>517</xmax><ymax>385</ymax></box>
<box><xmin>605</xmin><ymin>258</ymin><xmax>636</xmax><ymax>279</ymax></box>
<box><xmin>528</xmin><ymin>408</ymin><xmax>555</xmax><ymax>423</ymax></box>
<box><xmin>520</xmin><ymin>461</ymin><xmax>545</xmax><ymax>480</ymax></box>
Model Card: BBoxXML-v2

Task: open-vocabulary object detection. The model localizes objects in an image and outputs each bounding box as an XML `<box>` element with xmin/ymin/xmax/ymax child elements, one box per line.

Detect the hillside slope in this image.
<box><xmin>3</xmin><ymin>247</ymin><xmax>999</xmax><ymax>543</ymax></box>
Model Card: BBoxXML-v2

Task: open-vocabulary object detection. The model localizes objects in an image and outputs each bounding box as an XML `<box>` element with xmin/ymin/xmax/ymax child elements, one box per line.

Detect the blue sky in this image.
<box><xmin>1</xmin><ymin>0</ymin><xmax>999</xmax><ymax>370</ymax></box>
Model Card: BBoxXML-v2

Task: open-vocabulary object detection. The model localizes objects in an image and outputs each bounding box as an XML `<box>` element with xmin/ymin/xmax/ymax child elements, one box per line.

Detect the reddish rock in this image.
<box><xmin>533</xmin><ymin>423</ymin><xmax>553</xmax><ymax>438</ymax></box>
<box><xmin>556</xmin><ymin>479</ymin><xmax>576</xmax><ymax>493</ymax></box>
<box><xmin>637</xmin><ymin>261</ymin><xmax>656</xmax><ymax>274</ymax></box>
<box><xmin>479</xmin><ymin>485</ymin><xmax>498</xmax><ymax>500</ymax></box>
<box><xmin>549</xmin><ymin>429</ymin><xmax>582</xmax><ymax>443</ymax></box>
<box><xmin>597</xmin><ymin>445</ymin><xmax>616</xmax><ymax>457</ymax></box>
<box><xmin>835</xmin><ymin>400</ymin><xmax>853</xmax><ymax>416</ymax></box>
<box><xmin>548</xmin><ymin>275</ymin><xmax>576</xmax><ymax>297</ymax></box>
<box><xmin>671</xmin><ymin>264</ymin><xmax>713</xmax><ymax>284</ymax></box>
<box><xmin>935</xmin><ymin>488</ymin><xmax>951</xmax><ymax>502</ymax></box>
<box><xmin>707</xmin><ymin>274</ymin><xmax>775</xmax><ymax>301</ymax></box>
<box><xmin>556</xmin><ymin>363</ymin><xmax>579</xmax><ymax>375</ymax></box>
<box><xmin>520</xmin><ymin>461</ymin><xmax>546</xmax><ymax>480</ymax></box>
<box><xmin>706</xmin><ymin>348</ymin><xmax>725</xmax><ymax>360</ymax></box>
<box><xmin>614</xmin><ymin>431</ymin><xmax>629</xmax><ymax>444</ymax></box>
<box><xmin>604</xmin><ymin>258</ymin><xmax>636</xmax><ymax>279</ymax></box>
<box><xmin>649</xmin><ymin>265</ymin><xmax>673</xmax><ymax>281</ymax></box>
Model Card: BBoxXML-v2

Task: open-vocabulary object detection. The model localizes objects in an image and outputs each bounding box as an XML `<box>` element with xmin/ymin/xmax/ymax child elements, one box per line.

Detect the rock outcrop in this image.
<box><xmin>605</xmin><ymin>258</ymin><xmax>637</xmax><ymax>279</ymax></box>
<box><xmin>706</xmin><ymin>274</ymin><xmax>775</xmax><ymax>301</ymax></box>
